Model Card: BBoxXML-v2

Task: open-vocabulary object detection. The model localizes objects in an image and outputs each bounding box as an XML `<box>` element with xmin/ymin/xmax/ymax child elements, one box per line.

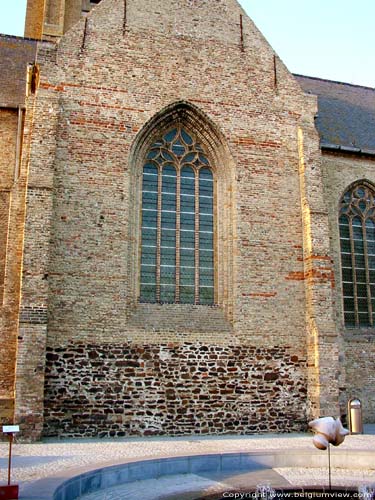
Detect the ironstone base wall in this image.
<box><xmin>43</xmin><ymin>343</ymin><xmax>308</xmax><ymax>438</ymax></box>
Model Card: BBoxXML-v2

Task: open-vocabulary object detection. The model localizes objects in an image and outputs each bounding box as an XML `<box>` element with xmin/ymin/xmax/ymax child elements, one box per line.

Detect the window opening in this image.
<box><xmin>339</xmin><ymin>184</ymin><xmax>375</xmax><ymax>328</ymax></box>
<box><xmin>140</xmin><ymin>127</ymin><xmax>214</xmax><ymax>305</ymax></box>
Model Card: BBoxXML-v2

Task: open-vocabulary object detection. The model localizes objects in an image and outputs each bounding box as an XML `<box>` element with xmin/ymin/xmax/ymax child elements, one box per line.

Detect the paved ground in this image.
<box><xmin>77</xmin><ymin>472</ymin><xmax>375</xmax><ymax>499</ymax></box>
<box><xmin>0</xmin><ymin>426</ymin><xmax>374</xmax><ymax>499</ymax></box>
<box><xmin>78</xmin><ymin>469</ymin><xmax>293</xmax><ymax>500</ymax></box>
<box><xmin>77</xmin><ymin>468</ymin><xmax>375</xmax><ymax>500</ymax></box>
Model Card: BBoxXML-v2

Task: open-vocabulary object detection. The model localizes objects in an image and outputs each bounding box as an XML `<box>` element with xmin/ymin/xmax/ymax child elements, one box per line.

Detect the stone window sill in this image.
<box><xmin>342</xmin><ymin>328</ymin><xmax>375</xmax><ymax>342</ymax></box>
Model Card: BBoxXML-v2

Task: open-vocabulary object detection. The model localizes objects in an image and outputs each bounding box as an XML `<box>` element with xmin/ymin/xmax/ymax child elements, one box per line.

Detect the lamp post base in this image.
<box><xmin>0</xmin><ymin>485</ymin><xmax>19</xmax><ymax>500</ymax></box>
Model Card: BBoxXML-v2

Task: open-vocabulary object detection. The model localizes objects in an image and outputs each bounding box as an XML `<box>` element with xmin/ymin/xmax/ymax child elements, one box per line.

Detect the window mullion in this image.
<box><xmin>194</xmin><ymin>168</ymin><xmax>200</xmax><ymax>304</ymax></box>
<box><xmin>349</xmin><ymin>217</ymin><xmax>359</xmax><ymax>327</ymax></box>
<box><xmin>363</xmin><ymin>218</ymin><xmax>373</xmax><ymax>326</ymax></box>
<box><xmin>175</xmin><ymin>168</ymin><xmax>181</xmax><ymax>303</ymax></box>
<box><xmin>156</xmin><ymin>166</ymin><xmax>162</xmax><ymax>302</ymax></box>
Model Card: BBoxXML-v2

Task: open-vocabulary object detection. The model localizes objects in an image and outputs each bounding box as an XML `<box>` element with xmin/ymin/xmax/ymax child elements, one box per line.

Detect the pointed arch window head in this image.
<box><xmin>140</xmin><ymin>127</ymin><xmax>214</xmax><ymax>305</ymax></box>
<box><xmin>339</xmin><ymin>183</ymin><xmax>375</xmax><ymax>328</ymax></box>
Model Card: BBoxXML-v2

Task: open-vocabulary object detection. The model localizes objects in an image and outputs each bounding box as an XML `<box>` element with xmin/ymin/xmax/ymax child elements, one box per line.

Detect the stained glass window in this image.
<box><xmin>339</xmin><ymin>184</ymin><xmax>375</xmax><ymax>328</ymax></box>
<box><xmin>140</xmin><ymin>127</ymin><xmax>215</xmax><ymax>304</ymax></box>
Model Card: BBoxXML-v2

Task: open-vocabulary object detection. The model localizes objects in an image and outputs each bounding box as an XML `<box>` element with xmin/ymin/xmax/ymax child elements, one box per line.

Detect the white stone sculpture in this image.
<box><xmin>308</xmin><ymin>416</ymin><xmax>349</xmax><ymax>450</ymax></box>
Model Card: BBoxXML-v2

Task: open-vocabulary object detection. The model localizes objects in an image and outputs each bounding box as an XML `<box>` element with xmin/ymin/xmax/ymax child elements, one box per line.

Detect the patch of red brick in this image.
<box><xmin>236</xmin><ymin>137</ymin><xmax>281</xmax><ymax>149</ymax></box>
<box><xmin>39</xmin><ymin>82</ymin><xmax>65</xmax><ymax>91</ymax></box>
<box><xmin>243</xmin><ymin>292</ymin><xmax>277</xmax><ymax>298</ymax></box>
<box><xmin>78</xmin><ymin>100</ymin><xmax>144</xmax><ymax>113</ymax></box>
<box><xmin>285</xmin><ymin>271</ymin><xmax>305</xmax><ymax>281</ymax></box>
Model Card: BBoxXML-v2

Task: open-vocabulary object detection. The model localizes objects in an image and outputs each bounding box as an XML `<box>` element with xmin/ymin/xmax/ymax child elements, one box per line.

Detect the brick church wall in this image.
<box><xmin>0</xmin><ymin>109</ymin><xmax>19</xmax><ymax>423</ymax></box>
<box><xmin>322</xmin><ymin>152</ymin><xmax>375</xmax><ymax>422</ymax></box>
<box><xmin>15</xmin><ymin>0</ymin><xmax>339</xmax><ymax>438</ymax></box>
<box><xmin>0</xmin><ymin>35</ymin><xmax>38</xmax><ymax>427</ymax></box>
<box><xmin>0</xmin><ymin>110</ymin><xmax>16</xmax><ymax>302</ymax></box>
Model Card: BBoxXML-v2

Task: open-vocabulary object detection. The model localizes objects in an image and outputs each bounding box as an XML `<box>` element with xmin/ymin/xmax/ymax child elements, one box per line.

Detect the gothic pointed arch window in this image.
<box><xmin>140</xmin><ymin>126</ymin><xmax>215</xmax><ymax>305</ymax></box>
<box><xmin>339</xmin><ymin>182</ymin><xmax>375</xmax><ymax>328</ymax></box>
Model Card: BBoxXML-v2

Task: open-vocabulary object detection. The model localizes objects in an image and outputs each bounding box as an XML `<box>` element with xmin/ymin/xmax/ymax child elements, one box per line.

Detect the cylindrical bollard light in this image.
<box><xmin>348</xmin><ymin>398</ymin><xmax>363</xmax><ymax>434</ymax></box>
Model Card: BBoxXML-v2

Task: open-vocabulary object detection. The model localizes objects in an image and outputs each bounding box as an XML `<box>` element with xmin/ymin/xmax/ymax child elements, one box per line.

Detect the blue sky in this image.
<box><xmin>0</xmin><ymin>0</ymin><xmax>373</xmax><ymax>88</ymax></box>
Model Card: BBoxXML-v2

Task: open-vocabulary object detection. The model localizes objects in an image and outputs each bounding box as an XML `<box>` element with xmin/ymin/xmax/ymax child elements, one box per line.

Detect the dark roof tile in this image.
<box><xmin>295</xmin><ymin>74</ymin><xmax>375</xmax><ymax>154</ymax></box>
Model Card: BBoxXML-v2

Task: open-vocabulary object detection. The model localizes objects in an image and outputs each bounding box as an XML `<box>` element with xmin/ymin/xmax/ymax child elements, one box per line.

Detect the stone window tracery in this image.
<box><xmin>339</xmin><ymin>183</ymin><xmax>375</xmax><ymax>328</ymax></box>
<box><xmin>140</xmin><ymin>127</ymin><xmax>214</xmax><ymax>305</ymax></box>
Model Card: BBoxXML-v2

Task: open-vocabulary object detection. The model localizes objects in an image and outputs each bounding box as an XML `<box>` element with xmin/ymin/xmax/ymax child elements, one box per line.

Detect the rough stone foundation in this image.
<box><xmin>43</xmin><ymin>343</ymin><xmax>308</xmax><ymax>438</ymax></box>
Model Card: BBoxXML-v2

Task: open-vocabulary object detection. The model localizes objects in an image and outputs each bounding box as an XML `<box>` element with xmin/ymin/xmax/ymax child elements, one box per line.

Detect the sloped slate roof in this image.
<box><xmin>0</xmin><ymin>34</ymin><xmax>37</xmax><ymax>108</ymax></box>
<box><xmin>295</xmin><ymin>74</ymin><xmax>375</xmax><ymax>155</ymax></box>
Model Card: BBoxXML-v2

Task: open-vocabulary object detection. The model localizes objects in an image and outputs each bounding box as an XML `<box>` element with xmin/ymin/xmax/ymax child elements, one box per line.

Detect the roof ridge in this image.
<box><xmin>293</xmin><ymin>73</ymin><xmax>375</xmax><ymax>92</ymax></box>
<box><xmin>0</xmin><ymin>33</ymin><xmax>39</xmax><ymax>43</ymax></box>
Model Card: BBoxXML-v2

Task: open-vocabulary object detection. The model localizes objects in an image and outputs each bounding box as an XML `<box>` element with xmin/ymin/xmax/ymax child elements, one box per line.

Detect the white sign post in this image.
<box><xmin>1</xmin><ymin>425</ymin><xmax>20</xmax><ymax>500</ymax></box>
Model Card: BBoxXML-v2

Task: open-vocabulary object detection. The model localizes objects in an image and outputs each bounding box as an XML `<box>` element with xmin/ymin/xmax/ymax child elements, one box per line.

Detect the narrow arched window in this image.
<box><xmin>339</xmin><ymin>183</ymin><xmax>375</xmax><ymax>328</ymax></box>
<box><xmin>140</xmin><ymin>127</ymin><xmax>214</xmax><ymax>305</ymax></box>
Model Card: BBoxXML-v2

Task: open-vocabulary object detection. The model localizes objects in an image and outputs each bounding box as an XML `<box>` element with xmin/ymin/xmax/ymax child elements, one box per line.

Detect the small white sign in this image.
<box><xmin>2</xmin><ymin>425</ymin><xmax>20</xmax><ymax>433</ymax></box>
